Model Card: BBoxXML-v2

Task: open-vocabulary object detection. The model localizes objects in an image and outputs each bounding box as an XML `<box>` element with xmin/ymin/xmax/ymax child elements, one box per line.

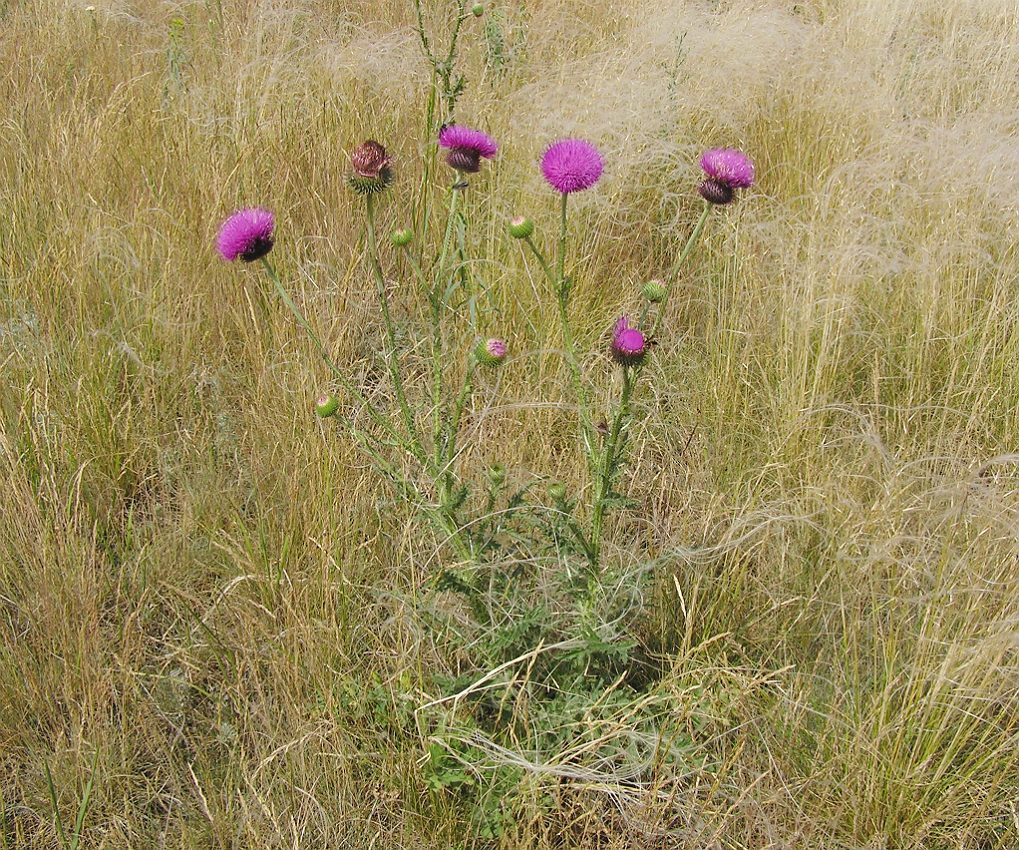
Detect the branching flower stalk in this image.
<box><xmin>256</xmin><ymin>256</ymin><xmax>422</xmax><ymax>461</ymax></box>
<box><xmin>648</xmin><ymin>201</ymin><xmax>711</xmax><ymax>341</ymax></box>
<box><xmin>364</xmin><ymin>192</ymin><xmax>423</xmax><ymax>461</ymax></box>
<box><xmin>589</xmin><ymin>369</ymin><xmax>634</xmax><ymax>567</ymax></box>
<box><xmin>412</xmin><ymin>0</ymin><xmax>472</xmax><ymax>125</ymax></box>
<box><xmin>530</xmin><ymin>138</ymin><xmax>607</xmax><ymax>477</ymax></box>
<box><xmin>513</xmin><ymin>145</ymin><xmax>755</xmax><ymax>568</ymax></box>
<box><xmin>429</xmin><ymin>127</ymin><xmax>498</xmax><ymax>508</ymax></box>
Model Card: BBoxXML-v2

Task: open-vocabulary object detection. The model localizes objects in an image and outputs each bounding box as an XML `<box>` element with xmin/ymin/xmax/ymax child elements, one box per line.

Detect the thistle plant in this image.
<box><xmin>216</xmin><ymin>135</ymin><xmax>754</xmax><ymax>572</ymax></box>
<box><xmin>215</xmin><ymin>96</ymin><xmax>755</xmax><ymax>839</ymax></box>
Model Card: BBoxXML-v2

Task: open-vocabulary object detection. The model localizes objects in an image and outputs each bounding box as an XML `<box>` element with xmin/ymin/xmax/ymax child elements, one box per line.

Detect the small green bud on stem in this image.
<box><xmin>508</xmin><ymin>216</ymin><xmax>534</xmax><ymax>239</ymax></box>
<box><xmin>391</xmin><ymin>228</ymin><xmax>413</xmax><ymax>247</ymax></box>
<box><xmin>642</xmin><ymin>278</ymin><xmax>667</xmax><ymax>303</ymax></box>
<box><xmin>315</xmin><ymin>394</ymin><xmax>339</xmax><ymax>418</ymax></box>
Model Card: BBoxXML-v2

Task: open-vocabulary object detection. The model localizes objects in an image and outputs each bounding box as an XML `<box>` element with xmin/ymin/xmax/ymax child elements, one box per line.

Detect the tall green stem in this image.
<box><xmin>552</xmin><ymin>192</ymin><xmax>596</xmax><ymax>474</ymax></box>
<box><xmin>431</xmin><ymin>182</ymin><xmax>462</xmax><ymax>486</ymax></box>
<box><xmin>650</xmin><ymin>202</ymin><xmax>711</xmax><ymax>340</ymax></box>
<box><xmin>556</xmin><ymin>192</ymin><xmax>568</xmax><ymax>288</ymax></box>
<box><xmin>365</xmin><ymin>194</ymin><xmax>422</xmax><ymax>460</ymax></box>
<box><xmin>443</xmin><ymin>360</ymin><xmax>477</xmax><ymax>491</ymax></box>
<box><xmin>437</xmin><ymin>183</ymin><xmax>461</xmax><ymax>287</ymax></box>
<box><xmin>589</xmin><ymin>367</ymin><xmax>635</xmax><ymax>567</ymax></box>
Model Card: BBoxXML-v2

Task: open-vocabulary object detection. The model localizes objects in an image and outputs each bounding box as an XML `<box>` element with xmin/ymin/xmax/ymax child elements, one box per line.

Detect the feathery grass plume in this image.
<box><xmin>348</xmin><ymin>139</ymin><xmax>394</xmax><ymax>195</ymax></box>
<box><xmin>438</xmin><ymin>124</ymin><xmax>498</xmax><ymax>174</ymax></box>
<box><xmin>541</xmin><ymin>137</ymin><xmax>604</xmax><ymax>194</ymax></box>
<box><xmin>217</xmin><ymin>207</ymin><xmax>275</xmax><ymax>262</ymax></box>
<box><xmin>698</xmin><ymin>147</ymin><xmax>754</xmax><ymax>205</ymax></box>
<box><xmin>610</xmin><ymin>316</ymin><xmax>647</xmax><ymax>366</ymax></box>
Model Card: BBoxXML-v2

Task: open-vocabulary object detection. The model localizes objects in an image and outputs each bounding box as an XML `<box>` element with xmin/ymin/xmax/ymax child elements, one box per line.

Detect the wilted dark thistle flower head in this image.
<box><xmin>611</xmin><ymin>316</ymin><xmax>647</xmax><ymax>367</ymax></box>
<box><xmin>348</xmin><ymin>140</ymin><xmax>394</xmax><ymax>195</ymax></box>
<box><xmin>698</xmin><ymin>148</ymin><xmax>755</xmax><ymax>205</ymax></box>
<box><xmin>439</xmin><ymin>124</ymin><xmax>498</xmax><ymax>175</ymax></box>
<box><xmin>217</xmin><ymin>207</ymin><xmax>275</xmax><ymax>262</ymax></box>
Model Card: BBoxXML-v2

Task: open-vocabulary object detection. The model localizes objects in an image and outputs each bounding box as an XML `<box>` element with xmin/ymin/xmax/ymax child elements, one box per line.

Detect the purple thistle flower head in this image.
<box><xmin>700</xmin><ymin>148</ymin><xmax>755</xmax><ymax>188</ymax></box>
<box><xmin>541</xmin><ymin>138</ymin><xmax>603</xmax><ymax>194</ymax></box>
<box><xmin>439</xmin><ymin>124</ymin><xmax>498</xmax><ymax>174</ymax></box>
<box><xmin>698</xmin><ymin>148</ymin><xmax>754</xmax><ymax>205</ymax></box>
<box><xmin>611</xmin><ymin>316</ymin><xmax>647</xmax><ymax>366</ymax></box>
<box><xmin>217</xmin><ymin>207</ymin><xmax>275</xmax><ymax>262</ymax></box>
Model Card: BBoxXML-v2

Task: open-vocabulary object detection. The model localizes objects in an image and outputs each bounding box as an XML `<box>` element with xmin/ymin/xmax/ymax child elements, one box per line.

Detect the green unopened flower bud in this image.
<box><xmin>508</xmin><ymin>216</ymin><xmax>534</xmax><ymax>239</ymax></box>
<box><xmin>391</xmin><ymin>228</ymin><xmax>413</xmax><ymax>247</ymax></box>
<box><xmin>315</xmin><ymin>394</ymin><xmax>339</xmax><ymax>418</ymax></box>
<box><xmin>548</xmin><ymin>482</ymin><xmax>567</xmax><ymax>503</ymax></box>
<box><xmin>642</xmin><ymin>278</ymin><xmax>667</xmax><ymax>303</ymax></box>
<box><xmin>471</xmin><ymin>3</ymin><xmax>484</xmax><ymax>16</ymax></box>
<box><xmin>485</xmin><ymin>463</ymin><xmax>506</xmax><ymax>487</ymax></box>
<box><xmin>474</xmin><ymin>338</ymin><xmax>507</xmax><ymax>367</ymax></box>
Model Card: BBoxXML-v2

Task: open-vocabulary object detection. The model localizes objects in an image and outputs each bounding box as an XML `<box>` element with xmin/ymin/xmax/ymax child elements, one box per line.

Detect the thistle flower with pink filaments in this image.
<box><xmin>475</xmin><ymin>337</ymin><xmax>507</xmax><ymax>367</ymax></box>
<box><xmin>611</xmin><ymin>316</ymin><xmax>647</xmax><ymax>367</ymax></box>
<box><xmin>217</xmin><ymin>207</ymin><xmax>275</xmax><ymax>262</ymax></box>
<box><xmin>439</xmin><ymin>124</ymin><xmax>498</xmax><ymax>175</ymax></box>
<box><xmin>541</xmin><ymin>138</ymin><xmax>604</xmax><ymax>194</ymax></box>
<box><xmin>698</xmin><ymin>148</ymin><xmax>755</xmax><ymax>205</ymax></box>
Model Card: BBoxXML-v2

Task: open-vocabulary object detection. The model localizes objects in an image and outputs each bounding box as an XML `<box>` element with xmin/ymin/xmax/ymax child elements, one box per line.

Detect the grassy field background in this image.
<box><xmin>1</xmin><ymin>0</ymin><xmax>1016</xmax><ymax>847</ymax></box>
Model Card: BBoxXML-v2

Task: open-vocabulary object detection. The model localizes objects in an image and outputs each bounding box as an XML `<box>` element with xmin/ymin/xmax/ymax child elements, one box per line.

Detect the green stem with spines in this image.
<box><xmin>365</xmin><ymin>194</ymin><xmax>423</xmax><ymax>465</ymax></box>
<box><xmin>589</xmin><ymin>365</ymin><xmax>636</xmax><ymax>566</ymax></box>
<box><xmin>432</xmin><ymin>181</ymin><xmax>463</xmax><ymax>490</ymax></box>
<box><xmin>442</xmin><ymin>357</ymin><xmax>477</xmax><ymax>494</ymax></box>
<box><xmin>554</xmin><ymin>193</ymin><xmax>597</xmax><ymax>476</ymax></box>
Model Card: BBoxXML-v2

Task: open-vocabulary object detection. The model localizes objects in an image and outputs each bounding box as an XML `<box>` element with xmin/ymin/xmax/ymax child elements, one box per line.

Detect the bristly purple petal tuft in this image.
<box><xmin>438</xmin><ymin>125</ymin><xmax>498</xmax><ymax>159</ymax></box>
<box><xmin>217</xmin><ymin>207</ymin><xmax>275</xmax><ymax>262</ymax></box>
<box><xmin>700</xmin><ymin>148</ymin><xmax>755</xmax><ymax>189</ymax></box>
<box><xmin>611</xmin><ymin>316</ymin><xmax>647</xmax><ymax>366</ymax></box>
<box><xmin>541</xmin><ymin>138</ymin><xmax>604</xmax><ymax>194</ymax></box>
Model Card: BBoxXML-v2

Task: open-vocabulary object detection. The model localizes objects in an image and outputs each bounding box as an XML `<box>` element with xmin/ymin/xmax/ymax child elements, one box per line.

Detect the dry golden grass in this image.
<box><xmin>1</xmin><ymin>0</ymin><xmax>1016</xmax><ymax>847</ymax></box>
